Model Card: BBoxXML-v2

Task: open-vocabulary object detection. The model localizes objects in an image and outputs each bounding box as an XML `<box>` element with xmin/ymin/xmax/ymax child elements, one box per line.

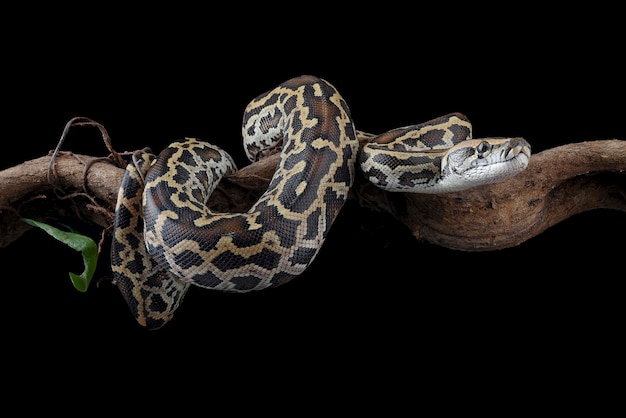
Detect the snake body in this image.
<box><xmin>111</xmin><ymin>76</ymin><xmax>531</xmax><ymax>329</ymax></box>
<box><xmin>112</xmin><ymin>75</ymin><xmax>358</xmax><ymax>328</ymax></box>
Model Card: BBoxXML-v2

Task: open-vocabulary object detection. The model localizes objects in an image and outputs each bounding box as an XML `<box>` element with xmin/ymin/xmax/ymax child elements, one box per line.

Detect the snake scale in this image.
<box><xmin>111</xmin><ymin>75</ymin><xmax>531</xmax><ymax>329</ymax></box>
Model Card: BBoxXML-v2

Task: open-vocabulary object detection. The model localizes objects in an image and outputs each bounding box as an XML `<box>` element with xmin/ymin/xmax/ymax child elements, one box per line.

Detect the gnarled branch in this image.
<box><xmin>1</xmin><ymin>138</ymin><xmax>624</xmax><ymax>251</ymax></box>
<box><xmin>355</xmin><ymin>139</ymin><xmax>626</xmax><ymax>250</ymax></box>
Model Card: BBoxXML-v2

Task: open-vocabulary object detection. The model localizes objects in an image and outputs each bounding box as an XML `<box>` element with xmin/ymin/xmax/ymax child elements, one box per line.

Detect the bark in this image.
<box><xmin>1</xmin><ymin>137</ymin><xmax>625</xmax><ymax>251</ymax></box>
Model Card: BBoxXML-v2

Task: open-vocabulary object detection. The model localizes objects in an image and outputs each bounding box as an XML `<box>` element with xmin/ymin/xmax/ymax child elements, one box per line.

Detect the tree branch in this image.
<box><xmin>1</xmin><ymin>138</ymin><xmax>624</xmax><ymax>252</ymax></box>
<box><xmin>360</xmin><ymin>139</ymin><xmax>626</xmax><ymax>250</ymax></box>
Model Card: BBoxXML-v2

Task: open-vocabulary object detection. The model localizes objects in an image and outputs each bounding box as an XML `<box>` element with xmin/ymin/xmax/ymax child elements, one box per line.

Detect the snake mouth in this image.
<box><xmin>505</xmin><ymin>138</ymin><xmax>532</xmax><ymax>162</ymax></box>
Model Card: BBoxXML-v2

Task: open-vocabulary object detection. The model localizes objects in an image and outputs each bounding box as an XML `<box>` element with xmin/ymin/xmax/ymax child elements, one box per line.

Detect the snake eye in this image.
<box><xmin>476</xmin><ymin>141</ymin><xmax>492</xmax><ymax>158</ymax></box>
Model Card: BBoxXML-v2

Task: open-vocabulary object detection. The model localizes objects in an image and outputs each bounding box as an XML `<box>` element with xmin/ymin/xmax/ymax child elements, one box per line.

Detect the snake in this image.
<box><xmin>110</xmin><ymin>75</ymin><xmax>531</xmax><ymax>329</ymax></box>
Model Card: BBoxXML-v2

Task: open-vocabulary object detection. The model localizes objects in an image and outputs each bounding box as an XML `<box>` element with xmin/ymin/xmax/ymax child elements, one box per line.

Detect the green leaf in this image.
<box><xmin>22</xmin><ymin>218</ymin><xmax>99</xmax><ymax>292</ymax></box>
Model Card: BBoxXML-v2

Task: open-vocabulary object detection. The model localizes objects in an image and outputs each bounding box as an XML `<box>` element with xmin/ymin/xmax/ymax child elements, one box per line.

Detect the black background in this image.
<box><xmin>2</xmin><ymin>6</ymin><xmax>624</xmax><ymax>408</ymax></box>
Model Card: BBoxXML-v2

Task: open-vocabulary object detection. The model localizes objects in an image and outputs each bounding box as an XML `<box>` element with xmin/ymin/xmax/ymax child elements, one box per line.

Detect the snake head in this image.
<box><xmin>440</xmin><ymin>137</ymin><xmax>531</xmax><ymax>192</ymax></box>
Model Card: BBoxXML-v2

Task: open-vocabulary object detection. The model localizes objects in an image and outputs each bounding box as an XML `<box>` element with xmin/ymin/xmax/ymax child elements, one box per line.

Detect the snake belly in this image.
<box><xmin>111</xmin><ymin>75</ymin><xmax>358</xmax><ymax>329</ymax></box>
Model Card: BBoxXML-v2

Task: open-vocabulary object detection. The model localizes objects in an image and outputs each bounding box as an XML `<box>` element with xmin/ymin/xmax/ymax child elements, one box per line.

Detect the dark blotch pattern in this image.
<box><xmin>113</xmin><ymin>76</ymin><xmax>358</xmax><ymax>329</ymax></box>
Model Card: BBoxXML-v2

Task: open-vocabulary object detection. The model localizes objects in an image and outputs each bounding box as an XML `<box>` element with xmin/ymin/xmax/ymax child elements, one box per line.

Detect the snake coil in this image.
<box><xmin>112</xmin><ymin>75</ymin><xmax>358</xmax><ymax>328</ymax></box>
